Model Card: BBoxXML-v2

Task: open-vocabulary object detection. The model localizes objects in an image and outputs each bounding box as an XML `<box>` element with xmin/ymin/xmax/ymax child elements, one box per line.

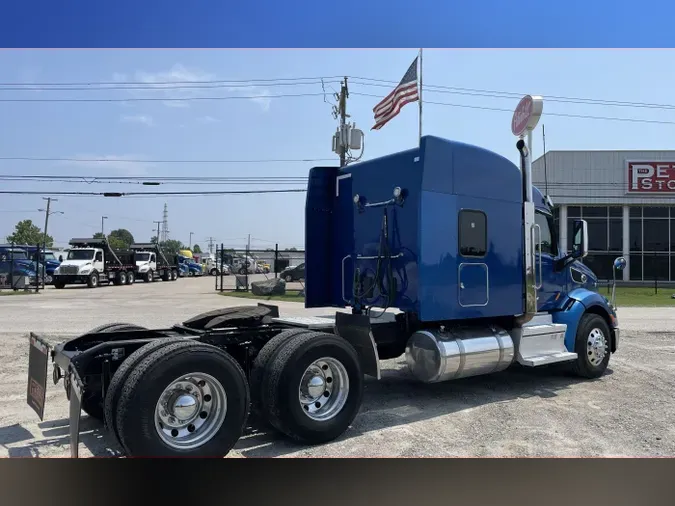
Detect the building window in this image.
<box><xmin>570</xmin><ymin>206</ymin><xmax>623</xmax><ymax>280</ymax></box>
<box><xmin>625</xmin><ymin>205</ymin><xmax>674</xmax><ymax>282</ymax></box>
<box><xmin>630</xmin><ymin>254</ymin><xmax>642</xmax><ymax>281</ymax></box>
<box><xmin>458</xmin><ymin>210</ymin><xmax>487</xmax><ymax>258</ymax></box>
<box><xmin>629</xmin><ymin>219</ymin><xmax>642</xmax><ymax>252</ymax></box>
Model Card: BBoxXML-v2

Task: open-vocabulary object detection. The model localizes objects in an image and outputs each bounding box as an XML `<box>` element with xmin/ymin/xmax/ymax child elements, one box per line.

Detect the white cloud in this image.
<box><xmin>197</xmin><ymin>115</ymin><xmax>220</xmax><ymax>124</ymax></box>
<box><xmin>114</xmin><ymin>64</ymin><xmax>215</xmax><ymax>109</ymax></box>
<box><xmin>113</xmin><ymin>64</ymin><xmax>274</xmax><ymax>111</ymax></box>
<box><xmin>225</xmin><ymin>86</ymin><xmax>273</xmax><ymax>112</ymax></box>
<box><xmin>120</xmin><ymin>114</ymin><xmax>154</xmax><ymax>126</ymax></box>
<box><xmin>58</xmin><ymin>155</ymin><xmax>155</xmax><ymax>176</ymax></box>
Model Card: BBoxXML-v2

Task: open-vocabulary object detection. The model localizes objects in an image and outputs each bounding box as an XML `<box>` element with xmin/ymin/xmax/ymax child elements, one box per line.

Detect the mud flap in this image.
<box><xmin>334</xmin><ymin>312</ymin><xmax>381</xmax><ymax>380</ymax></box>
<box><xmin>27</xmin><ymin>334</ymin><xmax>51</xmax><ymax>421</ymax></box>
<box><xmin>68</xmin><ymin>368</ymin><xmax>84</xmax><ymax>458</ymax></box>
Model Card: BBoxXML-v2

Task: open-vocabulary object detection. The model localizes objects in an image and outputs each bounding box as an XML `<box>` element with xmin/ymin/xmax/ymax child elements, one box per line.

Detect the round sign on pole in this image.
<box><xmin>512</xmin><ymin>95</ymin><xmax>543</xmax><ymax>137</ymax></box>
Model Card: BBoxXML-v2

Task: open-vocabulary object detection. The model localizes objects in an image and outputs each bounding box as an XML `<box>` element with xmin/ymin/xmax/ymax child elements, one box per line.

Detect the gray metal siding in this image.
<box><xmin>532</xmin><ymin>150</ymin><xmax>675</xmax><ymax>205</ymax></box>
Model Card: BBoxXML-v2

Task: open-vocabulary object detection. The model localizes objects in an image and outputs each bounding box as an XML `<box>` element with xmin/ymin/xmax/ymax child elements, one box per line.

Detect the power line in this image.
<box><xmin>350</xmin><ymin>92</ymin><xmax>675</xmax><ymax>126</ymax></box>
<box><xmin>0</xmin><ymin>92</ymin><xmax>326</xmax><ymax>103</ymax></box>
<box><xmin>350</xmin><ymin>76</ymin><xmax>675</xmax><ymax>111</ymax></box>
<box><xmin>6</xmin><ymin>70</ymin><xmax>675</xmax><ymax>112</ymax></box>
<box><xmin>0</xmin><ymin>80</ymin><xmax>343</xmax><ymax>93</ymax></box>
<box><xmin>0</xmin><ymin>189</ymin><xmax>306</xmax><ymax>196</ymax></box>
<box><xmin>0</xmin><ymin>156</ymin><xmax>333</xmax><ymax>164</ymax></box>
<box><xmin>0</xmin><ymin>76</ymin><xmax>346</xmax><ymax>87</ymax></box>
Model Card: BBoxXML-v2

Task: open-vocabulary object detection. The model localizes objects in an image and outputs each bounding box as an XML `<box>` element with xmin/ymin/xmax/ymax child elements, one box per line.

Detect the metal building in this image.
<box><xmin>533</xmin><ymin>151</ymin><xmax>675</xmax><ymax>284</ymax></box>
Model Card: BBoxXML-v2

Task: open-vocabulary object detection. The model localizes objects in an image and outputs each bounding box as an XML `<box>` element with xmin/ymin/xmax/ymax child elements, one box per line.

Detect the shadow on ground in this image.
<box><xmin>0</xmin><ymin>361</ymin><xmax>611</xmax><ymax>458</ymax></box>
<box><xmin>0</xmin><ymin>417</ymin><xmax>122</xmax><ymax>458</ymax></box>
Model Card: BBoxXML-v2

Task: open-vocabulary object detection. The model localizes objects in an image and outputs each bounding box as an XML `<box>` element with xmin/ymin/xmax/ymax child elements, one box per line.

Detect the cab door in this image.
<box><xmin>93</xmin><ymin>250</ymin><xmax>104</xmax><ymax>272</ymax></box>
<box><xmin>534</xmin><ymin>210</ymin><xmax>566</xmax><ymax>311</ymax></box>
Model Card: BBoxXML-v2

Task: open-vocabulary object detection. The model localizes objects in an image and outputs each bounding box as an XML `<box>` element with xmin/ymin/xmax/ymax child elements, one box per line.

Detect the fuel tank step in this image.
<box><xmin>509</xmin><ymin>322</ymin><xmax>578</xmax><ymax>367</ymax></box>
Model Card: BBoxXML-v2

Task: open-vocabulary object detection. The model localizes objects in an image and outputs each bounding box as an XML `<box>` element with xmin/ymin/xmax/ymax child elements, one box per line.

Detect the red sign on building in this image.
<box><xmin>627</xmin><ymin>161</ymin><xmax>675</xmax><ymax>193</ymax></box>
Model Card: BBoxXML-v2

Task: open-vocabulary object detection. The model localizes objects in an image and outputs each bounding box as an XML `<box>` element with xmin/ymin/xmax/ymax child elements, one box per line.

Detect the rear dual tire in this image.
<box><xmin>254</xmin><ymin>331</ymin><xmax>364</xmax><ymax>445</ymax></box>
<box><xmin>112</xmin><ymin>341</ymin><xmax>249</xmax><ymax>457</ymax></box>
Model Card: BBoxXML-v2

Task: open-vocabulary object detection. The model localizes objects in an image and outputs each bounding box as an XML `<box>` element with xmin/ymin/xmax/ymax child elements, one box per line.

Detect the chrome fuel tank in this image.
<box><xmin>405</xmin><ymin>326</ymin><xmax>515</xmax><ymax>383</ymax></box>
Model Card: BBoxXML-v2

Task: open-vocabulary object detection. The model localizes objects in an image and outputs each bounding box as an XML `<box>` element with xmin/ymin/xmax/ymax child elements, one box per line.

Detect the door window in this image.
<box><xmin>534</xmin><ymin>211</ymin><xmax>555</xmax><ymax>255</ymax></box>
<box><xmin>95</xmin><ymin>252</ymin><xmax>103</xmax><ymax>262</ymax></box>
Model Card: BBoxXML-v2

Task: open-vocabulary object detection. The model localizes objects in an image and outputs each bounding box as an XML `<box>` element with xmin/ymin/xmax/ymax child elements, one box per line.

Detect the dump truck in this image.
<box><xmin>27</xmin><ymin>134</ymin><xmax>623</xmax><ymax>458</ymax></box>
<box><xmin>130</xmin><ymin>243</ymin><xmax>180</xmax><ymax>283</ymax></box>
<box><xmin>52</xmin><ymin>238</ymin><xmax>136</xmax><ymax>289</ymax></box>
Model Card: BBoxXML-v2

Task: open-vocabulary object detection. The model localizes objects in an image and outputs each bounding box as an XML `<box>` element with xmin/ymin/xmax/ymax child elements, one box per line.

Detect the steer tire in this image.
<box><xmin>104</xmin><ymin>337</ymin><xmax>192</xmax><ymax>444</ymax></box>
<box><xmin>571</xmin><ymin>313</ymin><xmax>612</xmax><ymax>379</ymax></box>
<box><xmin>249</xmin><ymin>328</ymin><xmax>314</xmax><ymax>417</ymax></box>
<box><xmin>54</xmin><ymin>281</ymin><xmax>65</xmax><ymax>289</ymax></box>
<box><xmin>87</xmin><ymin>272</ymin><xmax>99</xmax><ymax>288</ymax></box>
<box><xmin>260</xmin><ymin>332</ymin><xmax>363</xmax><ymax>445</ymax></box>
<box><xmin>115</xmin><ymin>341</ymin><xmax>249</xmax><ymax>457</ymax></box>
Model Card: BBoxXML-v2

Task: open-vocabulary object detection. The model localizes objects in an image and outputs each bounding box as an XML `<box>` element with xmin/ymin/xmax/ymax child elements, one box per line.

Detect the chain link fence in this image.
<box><xmin>214</xmin><ymin>243</ymin><xmax>305</xmax><ymax>294</ymax></box>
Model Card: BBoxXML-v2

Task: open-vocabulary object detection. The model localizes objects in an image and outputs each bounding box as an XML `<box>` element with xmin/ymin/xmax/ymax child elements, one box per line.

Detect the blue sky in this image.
<box><xmin>2</xmin><ymin>49</ymin><xmax>675</xmax><ymax>250</ymax></box>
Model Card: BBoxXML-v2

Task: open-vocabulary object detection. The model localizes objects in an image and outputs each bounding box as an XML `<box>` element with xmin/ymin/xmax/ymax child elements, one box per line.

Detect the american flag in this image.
<box><xmin>371</xmin><ymin>56</ymin><xmax>419</xmax><ymax>130</ymax></box>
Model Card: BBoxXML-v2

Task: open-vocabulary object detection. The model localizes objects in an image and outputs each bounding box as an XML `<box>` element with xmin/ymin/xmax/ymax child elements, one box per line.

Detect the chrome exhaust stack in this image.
<box><xmin>516</xmin><ymin>138</ymin><xmax>537</xmax><ymax>325</ymax></box>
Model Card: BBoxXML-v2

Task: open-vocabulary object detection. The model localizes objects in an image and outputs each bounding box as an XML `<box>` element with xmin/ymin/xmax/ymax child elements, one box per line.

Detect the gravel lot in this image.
<box><xmin>0</xmin><ymin>276</ymin><xmax>673</xmax><ymax>458</ymax></box>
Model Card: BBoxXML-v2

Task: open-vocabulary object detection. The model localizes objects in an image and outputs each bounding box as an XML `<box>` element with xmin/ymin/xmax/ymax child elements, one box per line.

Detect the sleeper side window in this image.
<box><xmin>459</xmin><ymin>210</ymin><xmax>487</xmax><ymax>257</ymax></box>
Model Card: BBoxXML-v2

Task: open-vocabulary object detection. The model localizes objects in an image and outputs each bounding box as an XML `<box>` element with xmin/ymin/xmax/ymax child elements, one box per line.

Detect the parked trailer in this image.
<box><xmin>52</xmin><ymin>238</ymin><xmax>135</xmax><ymax>289</ymax></box>
<box><xmin>27</xmin><ymin>135</ymin><xmax>624</xmax><ymax>458</ymax></box>
<box><xmin>130</xmin><ymin>243</ymin><xmax>180</xmax><ymax>283</ymax></box>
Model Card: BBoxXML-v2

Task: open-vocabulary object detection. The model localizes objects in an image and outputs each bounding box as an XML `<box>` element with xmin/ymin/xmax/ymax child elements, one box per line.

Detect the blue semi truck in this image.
<box><xmin>26</xmin><ymin>135</ymin><xmax>622</xmax><ymax>458</ymax></box>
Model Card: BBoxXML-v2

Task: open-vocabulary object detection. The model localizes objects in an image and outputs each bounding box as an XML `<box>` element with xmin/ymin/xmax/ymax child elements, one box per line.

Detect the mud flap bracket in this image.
<box><xmin>68</xmin><ymin>367</ymin><xmax>84</xmax><ymax>458</ymax></box>
<box><xmin>334</xmin><ymin>312</ymin><xmax>381</xmax><ymax>380</ymax></box>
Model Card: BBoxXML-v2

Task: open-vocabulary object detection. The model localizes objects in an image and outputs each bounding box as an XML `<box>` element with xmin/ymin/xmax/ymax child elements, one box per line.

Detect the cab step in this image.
<box><xmin>510</xmin><ymin>316</ymin><xmax>578</xmax><ymax>367</ymax></box>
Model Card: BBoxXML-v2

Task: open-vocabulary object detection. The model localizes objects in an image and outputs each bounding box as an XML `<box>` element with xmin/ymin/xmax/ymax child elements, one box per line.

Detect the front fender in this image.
<box><xmin>553</xmin><ymin>288</ymin><xmax>618</xmax><ymax>353</ymax></box>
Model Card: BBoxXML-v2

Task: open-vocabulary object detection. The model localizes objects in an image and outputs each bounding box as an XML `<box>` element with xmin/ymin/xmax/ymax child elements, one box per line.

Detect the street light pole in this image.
<box><xmin>189</xmin><ymin>232</ymin><xmax>194</xmax><ymax>249</ymax></box>
<box><xmin>101</xmin><ymin>216</ymin><xmax>108</xmax><ymax>236</ymax></box>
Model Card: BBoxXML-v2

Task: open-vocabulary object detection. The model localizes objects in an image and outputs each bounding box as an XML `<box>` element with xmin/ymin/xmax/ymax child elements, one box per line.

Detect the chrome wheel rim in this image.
<box><xmin>298</xmin><ymin>357</ymin><xmax>349</xmax><ymax>422</ymax></box>
<box><xmin>154</xmin><ymin>372</ymin><xmax>227</xmax><ymax>450</ymax></box>
<box><xmin>587</xmin><ymin>328</ymin><xmax>608</xmax><ymax>367</ymax></box>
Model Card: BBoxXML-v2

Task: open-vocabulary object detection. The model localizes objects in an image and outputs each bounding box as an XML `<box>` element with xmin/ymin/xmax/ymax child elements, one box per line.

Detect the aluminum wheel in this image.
<box><xmin>154</xmin><ymin>372</ymin><xmax>227</xmax><ymax>450</ymax></box>
<box><xmin>298</xmin><ymin>357</ymin><xmax>349</xmax><ymax>422</ymax></box>
<box><xmin>587</xmin><ymin>328</ymin><xmax>608</xmax><ymax>367</ymax></box>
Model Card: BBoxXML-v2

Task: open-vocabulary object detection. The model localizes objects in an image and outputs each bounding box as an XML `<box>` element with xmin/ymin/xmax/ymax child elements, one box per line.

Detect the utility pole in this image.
<box><xmin>331</xmin><ymin>77</ymin><xmax>363</xmax><ymax>168</ymax></box>
<box><xmin>338</xmin><ymin>77</ymin><xmax>348</xmax><ymax>167</ymax></box>
<box><xmin>101</xmin><ymin>216</ymin><xmax>108</xmax><ymax>236</ymax></box>
<box><xmin>189</xmin><ymin>232</ymin><xmax>194</xmax><ymax>249</ymax></box>
<box><xmin>153</xmin><ymin>221</ymin><xmax>162</xmax><ymax>244</ymax></box>
<box><xmin>38</xmin><ymin>198</ymin><xmax>62</xmax><ymax>288</ymax></box>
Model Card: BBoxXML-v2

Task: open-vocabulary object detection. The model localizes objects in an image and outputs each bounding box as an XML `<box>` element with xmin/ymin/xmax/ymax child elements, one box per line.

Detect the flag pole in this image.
<box><xmin>418</xmin><ymin>48</ymin><xmax>423</xmax><ymax>147</ymax></box>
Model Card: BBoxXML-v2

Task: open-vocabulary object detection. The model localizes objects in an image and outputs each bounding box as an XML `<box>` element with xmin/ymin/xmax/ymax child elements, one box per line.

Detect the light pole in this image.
<box><xmin>101</xmin><ymin>216</ymin><xmax>108</xmax><ymax>236</ymax></box>
<box><xmin>189</xmin><ymin>232</ymin><xmax>194</xmax><ymax>249</ymax></box>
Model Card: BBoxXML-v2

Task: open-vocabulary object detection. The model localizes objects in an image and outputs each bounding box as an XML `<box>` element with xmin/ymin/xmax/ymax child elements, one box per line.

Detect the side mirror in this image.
<box><xmin>613</xmin><ymin>257</ymin><xmax>627</xmax><ymax>271</ymax></box>
<box><xmin>571</xmin><ymin>219</ymin><xmax>588</xmax><ymax>259</ymax></box>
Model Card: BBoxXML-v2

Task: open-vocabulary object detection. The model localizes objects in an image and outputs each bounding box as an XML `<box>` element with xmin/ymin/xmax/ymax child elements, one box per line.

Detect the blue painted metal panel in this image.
<box><xmin>304</xmin><ymin>166</ymin><xmax>340</xmax><ymax>308</ymax></box>
<box><xmin>418</xmin><ymin>192</ymin><xmax>523</xmax><ymax>321</ymax></box>
<box><xmin>347</xmin><ymin>148</ymin><xmax>423</xmax><ymax>312</ymax></box>
<box><xmin>458</xmin><ymin>263</ymin><xmax>488</xmax><ymax>306</ymax></box>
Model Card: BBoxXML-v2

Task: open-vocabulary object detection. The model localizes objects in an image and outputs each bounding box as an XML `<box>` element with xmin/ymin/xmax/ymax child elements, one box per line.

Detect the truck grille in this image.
<box><xmin>59</xmin><ymin>265</ymin><xmax>79</xmax><ymax>275</ymax></box>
